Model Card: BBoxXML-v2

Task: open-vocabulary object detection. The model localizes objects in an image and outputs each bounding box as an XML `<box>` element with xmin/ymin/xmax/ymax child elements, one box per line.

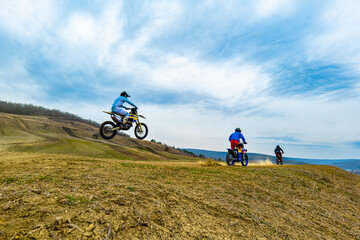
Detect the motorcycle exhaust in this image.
<box><xmin>111</xmin><ymin>115</ymin><xmax>121</xmax><ymax>124</ymax></box>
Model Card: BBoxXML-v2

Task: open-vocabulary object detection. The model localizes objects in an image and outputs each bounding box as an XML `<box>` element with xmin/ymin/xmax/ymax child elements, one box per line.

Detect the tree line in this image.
<box><xmin>0</xmin><ymin>101</ymin><xmax>99</xmax><ymax>127</ymax></box>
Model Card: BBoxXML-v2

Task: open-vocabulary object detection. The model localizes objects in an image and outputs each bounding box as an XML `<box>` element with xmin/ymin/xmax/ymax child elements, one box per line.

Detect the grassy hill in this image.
<box><xmin>0</xmin><ymin>112</ymin><xmax>193</xmax><ymax>160</ymax></box>
<box><xmin>0</xmin><ymin>113</ymin><xmax>359</xmax><ymax>239</ymax></box>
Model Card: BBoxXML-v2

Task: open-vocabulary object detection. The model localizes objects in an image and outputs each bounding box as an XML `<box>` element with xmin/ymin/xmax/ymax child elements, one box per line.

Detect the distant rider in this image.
<box><xmin>274</xmin><ymin>145</ymin><xmax>284</xmax><ymax>157</ymax></box>
<box><xmin>111</xmin><ymin>91</ymin><xmax>137</xmax><ymax>125</ymax></box>
<box><xmin>229</xmin><ymin>128</ymin><xmax>247</xmax><ymax>151</ymax></box>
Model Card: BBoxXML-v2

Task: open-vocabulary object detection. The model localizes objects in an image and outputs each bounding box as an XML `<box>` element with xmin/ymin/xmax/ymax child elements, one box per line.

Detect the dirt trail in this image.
<box><xmin>12</xmin><ymin>117</ymin><xmax>58</xmax><ymax>142</ymax></box>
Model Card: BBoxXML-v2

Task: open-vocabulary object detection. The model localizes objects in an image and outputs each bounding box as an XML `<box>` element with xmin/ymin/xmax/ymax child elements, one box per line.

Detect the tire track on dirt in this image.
<box><xmin>61</xmin><ymin>126</ymin><xmax>78</xmax><ymax>138</ymax></box>
<box><xmin>13</xmin><ymin>117</ymin><xmax>59</xmax><ymax>142</ymax></box>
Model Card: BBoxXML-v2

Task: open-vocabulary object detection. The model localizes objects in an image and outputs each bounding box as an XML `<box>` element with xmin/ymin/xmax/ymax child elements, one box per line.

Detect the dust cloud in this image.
<box><xmin>248</xmin><ymin>159</ymin><xmax>274</xmax><ymax>166</ymax></box>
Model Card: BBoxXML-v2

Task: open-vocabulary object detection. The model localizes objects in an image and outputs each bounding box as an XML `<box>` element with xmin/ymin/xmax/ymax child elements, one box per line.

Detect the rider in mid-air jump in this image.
<box><xmin>229</xmin><ymin>128</ymin><xmax>247</xmax><ymax>151</ymax></box>
<box><xmin>112</xmin><ymin>91</ymin><xmax>137</xmax><ymax>126</ymax></box>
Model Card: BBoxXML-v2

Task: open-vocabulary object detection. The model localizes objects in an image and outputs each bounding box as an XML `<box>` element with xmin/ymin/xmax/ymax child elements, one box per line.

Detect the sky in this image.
<box><xmin>0</xmin><ymin>0</ymin><xmax>360</xmax><ymax>159</ymax></box>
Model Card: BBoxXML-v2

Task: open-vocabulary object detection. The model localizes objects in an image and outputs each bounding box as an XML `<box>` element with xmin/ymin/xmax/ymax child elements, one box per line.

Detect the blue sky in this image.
<box><xmin>1</xmin><ymin>0</ymin><xmax>360</xmax><ymax>159</ymax></box>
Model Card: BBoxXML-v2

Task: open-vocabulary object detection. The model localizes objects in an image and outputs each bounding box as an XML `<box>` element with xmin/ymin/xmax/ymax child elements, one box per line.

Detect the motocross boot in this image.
<box><xmin>123</xmin><ymin>116</ymin><xmax>129</xmax><ymax>125</ymax></box>
<box><xmin>114</xmin><ymin>117</ymin><xmax>127</xmax><ymax>130</ymax></box>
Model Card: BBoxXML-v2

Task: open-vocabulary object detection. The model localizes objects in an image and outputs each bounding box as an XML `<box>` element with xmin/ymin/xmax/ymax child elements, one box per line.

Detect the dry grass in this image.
<box><xmin>0</xmin><ymin>113</ymin><xmax>359</xmax><ymax>239</ymax></box>
<box><xmin>0</xmin><ymin>152</ymin><xmax>359</xmax><ymax>239</ymax></box>
<box><xmin>200</xmin><ymin>158</ymin><xmax>222</xmax><ymax>167</ymax></box>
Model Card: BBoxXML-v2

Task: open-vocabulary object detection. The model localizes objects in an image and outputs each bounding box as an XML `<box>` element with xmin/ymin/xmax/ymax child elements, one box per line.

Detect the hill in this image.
<box><xmin>332</xmin><ymin>160</ymin><xmax>360</xmax><ymax>170</ymax></box>
<box><xmin>0</xmin><ymin>100</ymin><xmax>100</xmax><ymax>128</ymax></box>
<box><xmin>0</xmin><ymin>112</ymin><xmax>359</xmax><ymax>239</ymax></box>
<box><xmin>0</xmin><ymin>112</ymin><xmax>194</xmax><ymax>160</ymax></box>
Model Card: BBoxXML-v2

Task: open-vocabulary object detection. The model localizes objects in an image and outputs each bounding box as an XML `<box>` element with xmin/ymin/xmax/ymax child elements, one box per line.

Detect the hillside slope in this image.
<box><xmin>0</xmin><ymin>112</ymin><xmax>195</xmax><ymax>161</ymax></box>
<box><xmin>0</xmin><ymin>113</ymin><xmax>359</xmax><ymax>239</ymax></box>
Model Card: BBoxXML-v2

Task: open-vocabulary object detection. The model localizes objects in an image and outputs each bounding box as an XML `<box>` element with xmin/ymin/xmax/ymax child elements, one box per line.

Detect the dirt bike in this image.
<box><xmin>99</xmin><ymin>108</ymin><xmax>148</xmax><ymax>140</ymax></box>
<box><xmin>276</xmin><ymin>152</ymin><xmax>283</xmax><ymax>165</ymax></box>
<box><xmin>226</xmin><ymin>143</ymin><xmax>248</xmax><ymax>166</ymax></box>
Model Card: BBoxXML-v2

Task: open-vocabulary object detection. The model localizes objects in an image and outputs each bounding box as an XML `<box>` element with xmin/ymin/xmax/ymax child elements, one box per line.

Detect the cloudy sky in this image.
<box><xmin>1</xmin><ymin>0</ymin><xmax>360</xmax><ymax>159</ymax></box>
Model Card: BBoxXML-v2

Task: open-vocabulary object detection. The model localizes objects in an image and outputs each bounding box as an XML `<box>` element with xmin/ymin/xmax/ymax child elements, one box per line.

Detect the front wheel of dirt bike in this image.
<box><xmin>134</xmin><ymin>123</ymin><xmax>148</xmax><ymax>140</ymax></box>
<box><xmin>241</xmin><ymin>152</ymin><xmax>248</xmax><ymax>166</ymax></box>
<box><xmin>99</xmin><ymin>121</ymin><xmax>117</xmax><ymax>139</ymax></box>
<box><xmin>226</xmin><ymin>152</ymin><xmax>236</xmax><ymax>166</ymax></box>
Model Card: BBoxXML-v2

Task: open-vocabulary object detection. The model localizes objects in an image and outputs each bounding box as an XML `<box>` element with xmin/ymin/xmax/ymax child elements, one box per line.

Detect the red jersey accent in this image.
<box><xmin>230</xmin><ymin>140</ymin><xmax>239</xmax><ymax>150</ymax></box>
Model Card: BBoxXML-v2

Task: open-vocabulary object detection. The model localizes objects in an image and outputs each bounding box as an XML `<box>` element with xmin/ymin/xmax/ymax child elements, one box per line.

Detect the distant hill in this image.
<box><xmin>184</xmin><ymin>148</ymin><xmax>360</xmax><ymax>170</ymax></box>
<box><xmin>332</xmin><ymin>160</ymin><xmax>360</xmax><ymax>170</ymax></box>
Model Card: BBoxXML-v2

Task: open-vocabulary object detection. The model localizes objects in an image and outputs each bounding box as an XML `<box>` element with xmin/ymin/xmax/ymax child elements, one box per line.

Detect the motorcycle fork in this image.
<box><xmin>236</xmin><ymin>146</ymin><xmax>242</xmax><ymax>160</ymax></box>
<box><xmin>137</xmin><ymin>119</ymin><xmax>143</xmax><ymax>131</ymax></box>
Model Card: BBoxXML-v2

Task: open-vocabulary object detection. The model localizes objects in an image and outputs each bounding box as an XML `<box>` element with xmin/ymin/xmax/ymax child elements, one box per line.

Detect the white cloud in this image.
<box><xmin>50</xmin><ymin>2</ymin><xmax>124</xmax><ymax>71</ymax></box>
<box><xmin>36</xmin><ymin>1</ymin><xmax>182</xmax><ymax>74</ymax></box>
<box><xmin>148</xmin><ymin>55</ymin><xmax>270</xmax><ymax>104</ymax></box>
<box><xmin>0</xmin><ymin>0</ymin><xmax>59</xmax><ymax>42</ymax></box>
<box><xmin>253</xmin><ymin>0</ymin><xmax>297</xmax><ymax>19</ymax></box>
<box><xmin>0</xmin><ymin>59</ymin><xmax>45</xmax><ymax>103</ymax></box>
<box><xmin>306</xmin><ymin>0</ymin><xmax>360</xmax><ymax>71</ymax></box>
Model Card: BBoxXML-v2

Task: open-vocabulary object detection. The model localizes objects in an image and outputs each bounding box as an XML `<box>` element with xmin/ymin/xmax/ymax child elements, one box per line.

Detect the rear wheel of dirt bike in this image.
<box><xmin>134</xmin><ymin>123</ymin><xmax>148</xmax><ymax>139</ymax></box>
<box><xmin>99</xmin><ymin>121</ymin><xmax>117</xmax><ymax>139</ymax></box>
<box><xmin>241</xmin><ymin>152</ymin><xmax>248</xmax><ymax>166</ymax></box>
<box><xmin>226</xmin><ymin>152</ymin><xmax>236</xmax><ymax>166</ymax></box>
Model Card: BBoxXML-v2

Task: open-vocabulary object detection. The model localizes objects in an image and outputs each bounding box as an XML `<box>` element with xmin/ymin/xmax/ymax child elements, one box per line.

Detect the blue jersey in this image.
<box><xmin>111</xmin><ymin>96</ymin><xmax>137</xmax><ymax>111</ymax></box>
<box><xmin>229</xmin><ymin>132</ymin><xmax>246</xmax><ymax>143</ymax></box>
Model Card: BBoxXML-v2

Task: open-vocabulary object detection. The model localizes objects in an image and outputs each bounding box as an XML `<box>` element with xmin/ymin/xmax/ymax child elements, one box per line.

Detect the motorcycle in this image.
<box><xmin>226</xmin><ymin>143</ymin><xmax>248</xmax><ymax>166</ymax></box>
<box><xmin>276</xmin><ymin>152</ymin><xmax>283</xmax><ymax>165</ymax></box>
<box><xmin>99</xmin><ymin>108</ymin><xmax>148</xmax><ymax>140</ymax></box>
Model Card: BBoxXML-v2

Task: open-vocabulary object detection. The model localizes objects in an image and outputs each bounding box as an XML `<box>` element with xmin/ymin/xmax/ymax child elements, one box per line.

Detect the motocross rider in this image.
<box><xmin>274</xmin><ymin>145</ymin><xmax>284</xmax><ymax>156</ymax></box>
<box><xmin>111</xmin><ymin>91</ymin><xmax>137</xmax><ymax>126</ymax></box>
<box><xmin>229</xmin><ymin>128</ymin><xmax>247</xmax><ymax>151</ymax></box>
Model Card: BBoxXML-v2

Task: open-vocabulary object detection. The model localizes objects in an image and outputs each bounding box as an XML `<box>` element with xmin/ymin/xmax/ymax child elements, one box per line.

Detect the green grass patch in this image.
<box><xmin>7</xmin><ymin>138</ymin><xmax>131</xmax><ymax>159</ymax></box>
<box><xmin>126</xmin><ymin>186</ymin><xmax>135</xmax><ymax>192</ymax></box>
<box><xmin>64</xmin><ymin>195</ymin><xmax>92</xmax><ymax>205</ymax></box>
<box><xmin>135</xmin><ymin>146</ymin><xmax>150</xmax><ymax>151</ymax></box>
<box><xmin>1</xmin><ymin>177</ymin><xmax>18</xmax><ymax>184</ymax></box>
<box><xmin>38</xmin><ymin>175</ymin><xmax>52</xmax><ymax>181</ymax></box>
